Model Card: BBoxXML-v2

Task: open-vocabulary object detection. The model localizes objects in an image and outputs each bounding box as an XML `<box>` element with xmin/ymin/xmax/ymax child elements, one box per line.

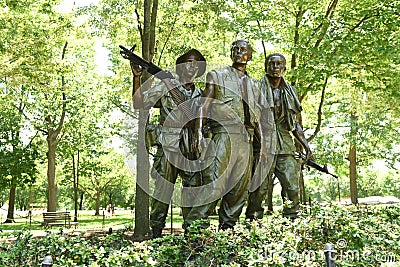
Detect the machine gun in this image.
<box><xmin>119</xmin><ymin>45</ymin><xmax>174</xmax><ymax>80</ymax></box>
<box><xmin>299</xmin><ymin>154</ymin><xmax>341</xmax><ymax>202</ymax></box>
<box><xmin>297</xmin><ymin>153</ymin><xmax>338</xmax><ymax>179</ymax></box>
<box><xmin>305</xmin><ymin>159</ymin><xmax>338</xmax><ymax>179</ymax></box>
<box><xmin>119</xmin><ymin>44</ymin><xmax>196</xmax><ymax>122</ymax></box>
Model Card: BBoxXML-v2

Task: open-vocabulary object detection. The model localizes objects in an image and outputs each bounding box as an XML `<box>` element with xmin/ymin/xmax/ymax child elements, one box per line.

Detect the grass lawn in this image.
<box><xmin>0</xmin><ymin>207</ymin><xmax>188</xmax><ymax>237</ymax></box>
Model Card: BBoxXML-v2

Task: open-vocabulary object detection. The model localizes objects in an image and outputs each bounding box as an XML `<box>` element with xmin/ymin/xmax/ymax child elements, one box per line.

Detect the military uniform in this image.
<box><xmin>246</xmin><ymin>75</ymin><xmax>302</xmax><ymax>219</ymax></box>
<box><xmin>142</xmin><ymin>78</ymin><xmax>203</xmax><ymax>234</ymax></box>
<box><xmin>185</xmin><ymin>66</ymin><xmax>263</xmax><ymax>229</ymax></box>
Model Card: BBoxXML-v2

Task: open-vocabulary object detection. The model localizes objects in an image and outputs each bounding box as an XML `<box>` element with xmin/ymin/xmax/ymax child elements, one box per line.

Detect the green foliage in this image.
<box><xmin>2</xmin><ymin>204</ymin><xmax>400</xmax><ymax>266</ymax></box>
<box><xmin>76</xmin><ymin>149</ymin><xmax>132</xmax><ymax>213</ymax></box>
<box><xmin>0</xmin><ymin>0</ymin><xmax>72</xmax><ymax>89</ymax></box>
<box><xmin>0</xmin><ymin>87</ymin><xmax>39</xmax><ymax>189</ymax></box>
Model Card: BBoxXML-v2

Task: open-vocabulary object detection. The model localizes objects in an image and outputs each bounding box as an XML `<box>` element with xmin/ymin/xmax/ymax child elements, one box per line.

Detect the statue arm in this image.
<box><xmin>132</xmin><ymin>63</ymin><xmax>168</xmax><ymax>109</ymax></box>
<box><xmin>131</xmin><ymin>63</ymin><xmax>144</xmax><ymax>109</ymax></box>
<box><xmin>199</xmin><ymin>72</ymin><xmax>216</xmax><ymax>125</ymax></box>
<box><xmin>194</xmin><ymin>72</ymin><xmax>216</xmax><ymax>152</ymax></box>
<box><xmin>292</xmin><ymin>122</ymin><xmax>314</xmax><ymax>160</ymax></box>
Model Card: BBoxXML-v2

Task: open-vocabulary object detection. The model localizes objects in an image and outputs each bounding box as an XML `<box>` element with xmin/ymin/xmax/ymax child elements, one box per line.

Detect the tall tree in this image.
<box><xmin>78</xmin><ymin>150</ymin><xmax>128</xmax><ymax>215</ymax></box>
<box><xmin>1</xmin><ymin>0</ymin><xmax>74</xmax><ymax>212</ymax></box>
<box><xmin>0</xmin><ymin>92</ymin><xmax>38</xmax><ymax>222</ymax></box>
<box><xmin>130</xmin><ymin>0</ymin><xmax>159</xmax><ymax>237</ymax></box>
<box><xmin>33</xmin><ymin>42</ymin><xmax>68</xmax><ymax>212</ymax></box>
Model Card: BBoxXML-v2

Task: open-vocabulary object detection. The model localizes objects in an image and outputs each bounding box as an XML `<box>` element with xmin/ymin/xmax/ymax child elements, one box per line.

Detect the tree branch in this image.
<box><xmin>157</xmin><ymin>15</ymin><xmax>179</xmax><ymax>66</ymax></box>
<box><xmin>134</xmin><ymin>8</ymin><xmax>143</xmax><ymax>40</ymax></box>
<box><xmin>332</xmin><ymin>13</ymin><xmax>380</xmax><ymax>57</ymax></box>
<box><xmin>25</xmin><ymin>131</ymin><xmax>39</xmax><ymax>148</ymax></box>
<box><xmin>306</xmin><ymin>0</ymin><xmax>338</xmax><ymax>47</ymax></box>
<box><xmin>314</xmin><ymin>0</ymin><xmax>338</xmax><ymax>48</ymax></box>
<box><xmin>54</xmin><ymin>42</ymin><xmax>68</xmax><ymax>136</ymax></box>
<box><xmin>77</xmin><ymin>184</ymin><xmax>96</xmax><ymax>202</ymax></box>
<box><xmin>349</xmin><ymin>14</ymin><xmax>378</xmax><ymax>32</ymax></box>
<box><xmin>308</xmin><ymin>75</ymin><xmax>329</xmax><ymax>142</ymax></box>
<box><xmin>110</xmin><ymin>96</ymin><xmax>137</xmax><ymax>119</ymax></box>
<box><xmin>142</xmin><ymin>0</ymin><xmax>152</xmax><ymax>60</ymax></box>
<box><xmin>283</xmin><ymin>5</ymin><xmax>296</xmax><ymax>16</ymax></box>
<box><xmin>291</xmin><ymin>5</ymin><xmax>306</xmax><ymax>84</ymax></box>
<box><xmin>248</xmin><ymin>0</ymin><xmax>267</xmax><ymax>61</ymax></box>
<box><xmin>299</xmin><ymin>83</ymin><xmax>314</xmax><ymax>102</ymax></box>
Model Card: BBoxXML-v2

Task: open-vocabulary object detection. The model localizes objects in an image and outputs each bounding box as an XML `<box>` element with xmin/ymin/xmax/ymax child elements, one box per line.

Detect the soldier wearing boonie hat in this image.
<box><xmin>129</xmin><ymin>48</ymin><xmax>207</xmax><ymax>238</ymax></box>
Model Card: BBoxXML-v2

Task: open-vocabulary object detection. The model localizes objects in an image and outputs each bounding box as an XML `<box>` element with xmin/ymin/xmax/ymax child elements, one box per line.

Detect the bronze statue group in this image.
<box><xmin>121</xmin><ymin>40</ymin><xmax>314</xmax><ymax>238</ymax></box>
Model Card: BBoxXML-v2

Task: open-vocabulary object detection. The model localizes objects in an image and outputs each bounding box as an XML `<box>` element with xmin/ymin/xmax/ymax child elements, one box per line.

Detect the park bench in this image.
<box><xmin>42</xmin><ymin>211</ymin><xmax>78</xmax><ymax>228</ymax></box>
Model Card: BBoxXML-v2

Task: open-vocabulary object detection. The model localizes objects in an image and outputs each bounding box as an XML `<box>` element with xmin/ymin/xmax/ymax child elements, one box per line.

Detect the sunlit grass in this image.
<box><xmin>0</xmin><ymin>209</ymin><xmax>135</xmax><ymax>235</ymax></box>
<box><xmin>0</xmin><ymin>206</ymin><xmax>223</xmax><ymax>239</ymax></box>
<box><xmin>0</xmin><ymin>207</ymin><xmax>189</xmax><ymax>236</ymax></box>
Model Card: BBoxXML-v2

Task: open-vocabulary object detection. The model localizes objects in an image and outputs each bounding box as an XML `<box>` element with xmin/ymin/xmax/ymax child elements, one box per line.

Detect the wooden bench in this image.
<box><xmin>42</xmin><ymin>211</ymin><xmax>78</xmax><ymax>228</ymax></box>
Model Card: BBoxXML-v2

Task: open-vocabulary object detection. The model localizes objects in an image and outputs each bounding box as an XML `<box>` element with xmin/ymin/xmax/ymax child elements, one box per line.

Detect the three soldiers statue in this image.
<box><xmin>121</xmin><ymin>40</ymin><xmax>315</xmax><ymax>238</ymax></box>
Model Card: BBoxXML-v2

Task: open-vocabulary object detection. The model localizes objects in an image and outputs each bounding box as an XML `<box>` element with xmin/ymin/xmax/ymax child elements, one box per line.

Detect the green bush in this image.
<box><xmin>1</xmin><ymin>204</ymin><xmax>400</xmax><ymax>266</ymax></box>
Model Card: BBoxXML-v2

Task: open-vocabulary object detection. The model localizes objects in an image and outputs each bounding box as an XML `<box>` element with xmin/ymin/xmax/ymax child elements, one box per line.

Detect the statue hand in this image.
<box><xmin>130</xmin><ymin>62</ymin><xmax>144</xmax><ymax>77</ymax></box>
<box><xmin>193</xmin><ymin>128</ymin><xmax>204</xmax><ymax>154</ymax></box>
<box><xmin>305</xmin><ymin>149</ymin><xmax>315</xmax><ymax>161</ymax></box>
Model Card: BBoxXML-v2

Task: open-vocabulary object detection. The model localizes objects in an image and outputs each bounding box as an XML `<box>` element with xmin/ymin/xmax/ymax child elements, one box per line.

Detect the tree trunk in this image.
<box><xmin>79</xmin><ymin>192</ymin><xmax>84</xmax><ymax>210</ymax></box>
<box><xmin>299</xmin><ymin>166</ymin><xmax>307</xmax><ymax>204</ymax></box>
<box><xmin>29</xmin><ymin>186</ymin><xmax>34</xmax><ymax>206</ymax></box>
<box><xmin>108</xmin><ymin>192</ymin><xmax>113</xmax><ymax>205</ymax></box>
<box><xmin>5</xmin><ymin>185</ymin><xmax>16</xmax><ymax>223</ymax></box>
<box><xmin>95</xmin><ymin>192</ymin><xmax>101</xmax><ymax>216</ymax></box>
<box><xmin>47</xmin><ymin>133</ymin><xmax>58</xmax><ymax>212</ymax></box>
<box><xmin>72</xmin><ymin>153</ymin><xmax>79</xmax><ymax>222</ymax></box>
<box><xmin>133</xmin><ymin>0</ymin><xmax>158</xmax><ymax>238</ymax></box>
<box><xmin>134</xmin><ymin>109</ymin><xmax>150</xmax><ymax>237</ymax></box>
<box><xmin>349</xmin><ymin>144</ymin><xmax>358</xmax><ymax>204</ymax></box>
<box><xmin>349</xmin><ymin>113</ymin><xmax>358</xmax><ymax>204</ymax></box>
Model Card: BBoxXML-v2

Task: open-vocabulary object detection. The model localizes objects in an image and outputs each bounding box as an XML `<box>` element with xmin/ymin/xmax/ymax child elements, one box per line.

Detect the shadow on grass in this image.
<box><xmin>0</xmin><ymin>208</ymin><xmax>187</xmax><ymax>234</ymax></box>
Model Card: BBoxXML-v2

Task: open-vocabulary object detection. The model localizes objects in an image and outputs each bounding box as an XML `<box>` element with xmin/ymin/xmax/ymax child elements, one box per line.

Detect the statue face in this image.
<box><xmin>266</xmin><ymin>55</ymin><xmax>285</xmax><ymax>78</ymax></box>
<box><xmin>231</xmin><ymin>41</ymin><xmax>252</xmax><ymax>64</ymax></box>
<box><xmin>180</xmin><ymin>54</ymin><xmax>200</xmax><ymax>81</ymax></box>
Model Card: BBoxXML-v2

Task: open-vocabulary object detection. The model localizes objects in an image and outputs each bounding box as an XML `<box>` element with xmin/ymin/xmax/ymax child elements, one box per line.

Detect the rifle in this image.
<box><xmin>119</xmin><ymin>44</ymin><xmax>196</xmax><ymax>122</ymax></box>
<box><xmin>297</xmin><ymin>154</ymin><xmax>338</xmax><ymax>179</ymax></box>
<box><xmin>306</xmin><ymin>159</ymin><xmax>338</xmax><ymax>179</ymax></box>
<box><xmin>119</xmin><ymin>45</ymin><xmax>174</xmax><ymax>80</ymax></box>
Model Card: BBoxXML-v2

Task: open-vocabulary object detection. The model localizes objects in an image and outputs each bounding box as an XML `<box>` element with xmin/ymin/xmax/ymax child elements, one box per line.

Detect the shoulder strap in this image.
<box><xmin>165</xmin><ymin>81</ymin><xmax>196</xmax><ymax>123</ymax></box>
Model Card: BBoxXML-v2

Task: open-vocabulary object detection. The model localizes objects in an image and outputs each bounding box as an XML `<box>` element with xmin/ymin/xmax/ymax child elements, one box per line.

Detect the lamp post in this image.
<box><xmin>42</xmin><ymin>255</ymin><xmax>53</xmax><ymax>267</ymax></box>
<box><xmin>324</xmin><ymin>243</ymin><xmax>336</xmax><ymax>267</ymax></box>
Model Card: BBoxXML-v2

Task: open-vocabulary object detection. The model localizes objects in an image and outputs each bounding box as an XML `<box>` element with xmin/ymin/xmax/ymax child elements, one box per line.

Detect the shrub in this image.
<box><xmin>1</xmin><ymin>204</ymin><xmax>399</xmax><ymax>266</ymax></box>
